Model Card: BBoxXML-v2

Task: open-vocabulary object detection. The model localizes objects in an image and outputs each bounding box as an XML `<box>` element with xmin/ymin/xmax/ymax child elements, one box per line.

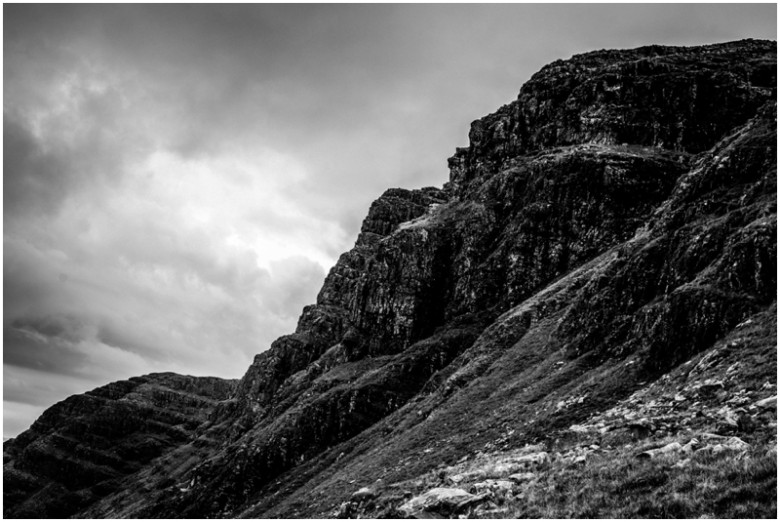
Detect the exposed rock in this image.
<box><xmin>636</xmin><ymin>441</ymin><xmax>683</xmax><ymax>459</ymax></box>
<box><xmin>350</xmin><ymin>487</ymin><xmax>377</xmax><ymax>502</ymax></box>
<box><xmin>470</xmin><ymin>479</ymin><xmax>514</xmax><ymax>494</ymax></box>
<box><xmin>572</xmin><ymin>454</ymin><xmax>588</xmax><ymax>465</ymax></box>
<box><xmin>508</xmin><ymin>472</ymin><xmax>536</xmax><ymax>484</ymax></box>
<box><xmin>755</xmin><ymin>395</ymin><xmax>777</xmax><ymax>410</ymax></box>
<box><xmin>443</xmin><ymin>446</ymin><xmax>551</xmax><ymax>489</ymax></box>
<box><xmin>714</xmin><ymin>436</ymin><xmax>751</xmax><ymax>454</ymax></box>
<box><xmin>398</xmin><ymin>487</ymin><xmax>482</xmax><ymax>517</ymax></box>
<box><xmin>509</xmin><ymin>452</ymin><xmax>550</xmax><ymax>470</ymax></box>
<box><xmin>681</xmin><ymin>438</ymin><xmax>700</xmax><ymax>454</ymax></box>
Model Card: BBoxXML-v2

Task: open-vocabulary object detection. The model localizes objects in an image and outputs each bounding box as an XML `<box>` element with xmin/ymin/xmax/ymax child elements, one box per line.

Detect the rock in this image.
<box><xmin>722</xmin><ymin>409</ymin><xmax>740</xmax><ymax>428</ymax></box>
<box><xmin>485</xmin><ymin>462</ymin><xmax>522</xmax><ymax>477</ymax></box>
<box><xmin>700</xmin><ymin>433</ymin><xmax>728</xmax><ymax>442</ymax></box>
<box><xmin>636</xmin><ymin>442</ymin><xmax>683</xmax><ymax>459</ymax></box>
<box><xmin>508</xmin><ymin>473</ymin><xmax>536</xmax><ymax>484</ymax></box>
<box><xmin>454</xmin><ymin>492</ymin><xmax>493</xmax><ymax>512</ymax></box>
<box><xmin>447</xmin><ymin>470</ymin><xmax>489</xmax><ymax>485</ymax></box>
<box><xmin>472</xmin><ymin>505</ymin><xmax>510</xmax><ymax>517</ymax></box>
<box><xmin>471</xmin><ymin>480</ymin><xmax>514</xmax><ymax>494</ymax></box>
<box><xmin>509</xmin><ymin>451</ymin><xmax>550</xmax><ymax>470</ymax></box>
<box><xmin>350</xmin><ymin>487</ymin><xmax>377</xmax><ymax>502</ymax></box>
<box><xmin>755</xmin><ymin>396</ymin><xmax>777</xmax><ymax>410</ymax></box>
<box><xmin>334</xmin><ymin>501</ymin><xmax>354</xmax><ymax>518</ymax></box>
<box><xmin>447</xmin><ymin>449</ymin><xmax>552</xmax><ymax>486</ymax></box>
<box><xmin>398</xmin><ymin>488</ymin><xmax>486</xmax><ymax>517</ymax></box>
<box><xmin>710</xmin><ymin>444</ymin><xmax>728</xmax><ymax>455</ymax></box>
<box><xmin>701</xmin><ymin>379</ymin><xmax>725</xmax><ymax>389</ymax></box>
<box><xmin>724</xmin><ymin>437</ymin><xmax>751</xmax><ymax>452</ymax></box>
<box><xmin>681</xmin><ymin>438</ymin><xmax>699</xmax><ymax>454</ymax></box>
<box><xmin>698</xmin><ymin>437</ymin><xmax>750</xmax><ymax>456</ymax></box>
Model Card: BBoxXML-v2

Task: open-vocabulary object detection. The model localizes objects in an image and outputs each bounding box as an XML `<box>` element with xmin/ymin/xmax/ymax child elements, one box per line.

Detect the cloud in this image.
<box><xmin>4</xmin><ymin>319</ymin><xmax>90</xmax><ymax>377</ymax></box>
<box><xmin>2</xmin><ymin>35</ymin><xmax>334</xmax><ymax>437</ymax></box>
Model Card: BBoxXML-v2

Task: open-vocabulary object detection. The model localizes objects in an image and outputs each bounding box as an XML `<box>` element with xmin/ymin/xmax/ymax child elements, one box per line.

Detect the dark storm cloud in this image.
<box><xmin>3</xmin><ymin>3</ymin><xmax>775</xmax><ymax>438</ymax></box>
<box><xmin>3</xmin><ymin>319</ymin><xmax>89</xmax><ymax>377</ymax></box>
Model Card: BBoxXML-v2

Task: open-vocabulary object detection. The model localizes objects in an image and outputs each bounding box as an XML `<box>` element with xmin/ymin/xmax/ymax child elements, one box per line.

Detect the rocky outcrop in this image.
<box><xmin>3</xmin><ymin>39</ymin><xmax>776</xmax><ymax>519</ymax></box>
<box><xmin>447</xmin><ymin>39</ymin><xmax>775</xmax><ymax>195</ymax></box>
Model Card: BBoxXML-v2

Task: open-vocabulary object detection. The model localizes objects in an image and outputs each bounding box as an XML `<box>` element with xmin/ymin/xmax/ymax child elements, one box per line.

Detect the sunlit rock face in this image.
<box><xmin>4</xmin><ymin>39</ymin><xmax>776</xmax><ymax>519</ymax></box>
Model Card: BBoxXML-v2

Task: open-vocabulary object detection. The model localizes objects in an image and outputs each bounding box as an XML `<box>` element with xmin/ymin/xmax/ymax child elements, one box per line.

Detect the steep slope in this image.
<box><xmin>3</xmin><ymin>374</ymin><xmax>236</xmax><ymax>518</ymax></box>
<box><xmin>3</xmin><ymin>39</ymin><xmax>776</xmax><ymax>519</ymax></box>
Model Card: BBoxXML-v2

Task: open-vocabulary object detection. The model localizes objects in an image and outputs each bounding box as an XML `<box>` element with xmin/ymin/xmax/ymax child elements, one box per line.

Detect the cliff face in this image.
<box><xmin>4</xmin><ymin>39</ymin><xmax>776</xmax><ymax>519</ymax></box>
<box><xmin>448</xmin><ymin>39</ymin><xmax>775</xmax><ymax>195</ymax></box>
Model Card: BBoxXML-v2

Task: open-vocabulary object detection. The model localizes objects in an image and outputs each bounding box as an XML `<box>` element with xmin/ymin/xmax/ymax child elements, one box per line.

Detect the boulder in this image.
<box><xmin>398</xmin><ymin>488</ymin><xmax>487</xmax><ymax>517</ymax></box>
<box><xmin>697</xmin><ymin>436</ymin><xmax>750</xmax><ymax>456</ymax></box>
<box><xmin>699</xmin><ymin>433</ymin><xmax>728</xmax><ymax>442</ymax></box>
<box><xmin>755</xmin><ymin>396</ymin><xmax>777</xmax><ymax>410</ymax></box>
<box><xmin>636</xmin><ymin>441</ymin><xmax>683</xmax><ymax>459</ymax></box>
<box><xmin>350</xmin><ymin>487</ymin><xmax>377</xmax><ymax>503</ymax></box>
<box><xmin>723</xmin><ymin>437</ymin><xmax>751</xmax><ymax>452</ymax></box>
<box><xmin>681</xmin><ymin>438</ymin><xmax>700</xmax><ymax>454</ymax></box>
<box><xmin>508</xmin><ymin>472</ymin><xmax>536</xmax><ymax>484</ymax></box>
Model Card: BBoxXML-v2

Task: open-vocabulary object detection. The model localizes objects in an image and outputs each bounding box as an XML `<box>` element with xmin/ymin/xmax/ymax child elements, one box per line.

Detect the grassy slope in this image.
<box><xmin>246</xmin><ymin>302</ymin><xmax>776</xmax><ymax>519</ymax></box>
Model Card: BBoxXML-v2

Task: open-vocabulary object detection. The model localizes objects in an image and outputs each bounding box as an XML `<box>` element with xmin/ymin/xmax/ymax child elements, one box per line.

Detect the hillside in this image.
<box><xmin>3</xmin><ymin>39</ymin><xmax>777</xmax><ymax>519</ymax></box>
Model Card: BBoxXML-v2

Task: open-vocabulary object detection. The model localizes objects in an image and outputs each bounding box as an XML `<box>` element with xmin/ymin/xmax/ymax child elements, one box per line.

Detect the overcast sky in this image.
<box><xmin>3</xmin><ymin>4</ymin><xmax>776</xmax><ymax>438</ymax></box>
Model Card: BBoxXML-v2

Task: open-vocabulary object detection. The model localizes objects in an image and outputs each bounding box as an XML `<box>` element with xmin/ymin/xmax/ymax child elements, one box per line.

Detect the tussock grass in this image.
<box><xmin>503</xmin><ymin>446</ymin><xmax>777</xmax><ymax>519</ymax></box>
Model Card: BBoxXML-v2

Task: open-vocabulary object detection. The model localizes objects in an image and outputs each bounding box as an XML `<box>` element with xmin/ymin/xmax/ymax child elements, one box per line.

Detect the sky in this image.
<box><xmin>3</xmin><ymin>3</ymin><xmax>776</xmax><ymax>438</ymax></box>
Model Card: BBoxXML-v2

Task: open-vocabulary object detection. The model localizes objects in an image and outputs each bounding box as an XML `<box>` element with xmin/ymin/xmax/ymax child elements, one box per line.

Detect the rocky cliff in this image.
<box><xmin>4</xmin><ymin>39</ymin><xmax>776</xmax><ymax>519</ymax></box>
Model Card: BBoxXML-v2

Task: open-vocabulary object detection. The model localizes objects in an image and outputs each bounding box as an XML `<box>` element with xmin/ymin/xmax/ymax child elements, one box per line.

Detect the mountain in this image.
<box><xmin>4</xmin><ymin>39</ymin><xmax>777</xmax><ymax>519</ymax></box>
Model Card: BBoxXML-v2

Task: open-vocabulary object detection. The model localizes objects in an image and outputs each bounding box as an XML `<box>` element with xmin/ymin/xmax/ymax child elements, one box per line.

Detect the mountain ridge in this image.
<box><xmin>4</xmin><ymin>39</ymin><xmax>777</xmax><ymax>519</ymax></box>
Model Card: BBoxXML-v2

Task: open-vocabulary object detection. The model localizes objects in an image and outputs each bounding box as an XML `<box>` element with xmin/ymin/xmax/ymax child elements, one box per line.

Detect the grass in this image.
<box><xmin>502</xmin><ymin>445</ymin><xmax>777</xmax><ymax>519</ymax></box>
